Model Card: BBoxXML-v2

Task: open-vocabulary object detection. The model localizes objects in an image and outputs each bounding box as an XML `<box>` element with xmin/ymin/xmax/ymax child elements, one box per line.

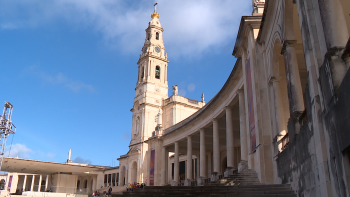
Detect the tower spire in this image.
<box><xmin>154</xmin><ymin>2</ymin><xmax>158</xmax><ymax>13</ymax></box>
<box><xmin>151</xmin><ymin>2</ymin><xmax>159</xmax><ymax>19</ymax></box>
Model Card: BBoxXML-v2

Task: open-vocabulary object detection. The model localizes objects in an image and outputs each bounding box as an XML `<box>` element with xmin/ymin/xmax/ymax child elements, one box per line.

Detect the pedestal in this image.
<box><xmin>184</xmin><ymin>179</ymin><xmax>192</xmax><ymax>186</ymax></box>
<box><xmin>170</xmin><ymin>180</ymin><xmax>178</xmax><ymax>186</ymax></box>
<box><xmin>210</xmin><ymin>172</ymin><xmax>220</xmax><ymax>182</ymax></box>
<box><xmin>224</xmin><ymin>167</ymin><xmax>234</xmax><ymax>177</ymax></box>
<box><xmin>238</xmin><ymin>160</ymin><xmax>248</xmax><ymax>172</ymax></box>
<box><xmin>197</xmin><ymin>177</ymin><xmax>206</xmax><ymax>186</ymax></box>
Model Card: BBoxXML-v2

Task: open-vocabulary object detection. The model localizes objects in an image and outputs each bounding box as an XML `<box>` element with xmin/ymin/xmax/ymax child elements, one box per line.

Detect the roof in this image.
<box><xmin>159</xmin><ymin>57</ymin><xmax>242</xmax><ymax>137</ymax></box>
<box><xmin>1</xmin><ymin>157</ymin><xmax>107</xmax><ymax>175</ymax></box>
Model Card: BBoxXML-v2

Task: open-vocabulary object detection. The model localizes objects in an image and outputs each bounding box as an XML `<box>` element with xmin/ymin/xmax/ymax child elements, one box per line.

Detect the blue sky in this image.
<box><xmin>0</xmin><ymin>0</ymin><xmax>252</xmax><ymax>167</ymax></box>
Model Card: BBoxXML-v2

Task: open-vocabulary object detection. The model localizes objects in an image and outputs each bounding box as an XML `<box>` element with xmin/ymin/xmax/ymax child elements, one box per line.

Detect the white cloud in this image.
<box><xmin>23</xmin><ymin>66</ymin><xmax>95</xmax><ymax>93</ymax></box>
<box><xmin>187</xmin><ymin>83</ymin><xmax>196</xmax><ymax>92</ymax></box>
<box><xmin>179</xmin><ymin>89</ymin><xmax>186</xmax><ymax>97</ymax></box>
<box><xmin>0</xmin><ymin>0</ymin><xmax>252</xmax><ymax>57</ymax></box>
<box><xmin>46</xmin><ymin>153</ymin><xmax>56</xmax><ymax>159</ymax></box>
<box><xmin>122</xmin><ymin>132</ymin><xmax>130</xmax><ymax>141</ymax></box>
<box><xmin>5</xmin><ymin>143</ymin><xmax>33</xmax><ymax>159</ymax></box>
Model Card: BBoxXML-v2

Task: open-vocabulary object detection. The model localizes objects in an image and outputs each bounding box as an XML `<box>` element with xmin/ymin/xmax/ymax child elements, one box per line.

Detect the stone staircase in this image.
<box><xmin>114</xmin><ymin>184</ymin><xmax>296</xmax><ymax>197</ymax></box>
<box><xmin>114</xmin><ymin>170</ymin><xmax>296</xmax><ymax>197</ymax></box>
<box><xmin>209</xmin><ymin>169</ymin><xmax>261</xmax><ymax>186</ymax></box>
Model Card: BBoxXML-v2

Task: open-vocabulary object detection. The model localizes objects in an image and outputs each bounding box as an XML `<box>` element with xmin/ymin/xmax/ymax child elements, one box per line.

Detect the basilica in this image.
<box><xmin>2</xmin><ymin>0</ymin><xmax>350</xmax><ymax>197</ymax></box>
<box><xmin>115</xmin><ymin>0</ymin><xmax>350</xmax><ymax>196</ymax></box>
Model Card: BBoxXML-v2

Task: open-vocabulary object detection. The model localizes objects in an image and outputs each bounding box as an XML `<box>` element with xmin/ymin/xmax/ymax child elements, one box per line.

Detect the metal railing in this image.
<box><xmin>279</xmin><ymin>133</ymin><xmax>289</xmax><ymax>151</ymax></box>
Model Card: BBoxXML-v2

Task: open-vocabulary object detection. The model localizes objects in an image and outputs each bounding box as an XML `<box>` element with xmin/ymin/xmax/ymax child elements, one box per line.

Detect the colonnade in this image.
<box><xmin>21</xmin><ymin>174</ymin><xmax>49</xmax><ymax>192</ymax></box>
<box><xmin>163</xmin><ymin>89</ymin><xmax>249</xmax><ymax>186</ymax></box>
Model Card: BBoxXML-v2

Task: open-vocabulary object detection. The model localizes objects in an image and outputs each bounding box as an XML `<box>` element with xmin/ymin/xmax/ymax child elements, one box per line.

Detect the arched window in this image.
<box><xmin>156</xmin><ymin>32</ymin><xmax>159</xmax><ymax>40</ymax></box>
<box><xmin>84</xmin><ymin>179</ymin><xmax>88</xmax><ymax>188</ymax></box>
<box><xmin>77</xmin><ymin>180</ymin><xmax>80</xmax><ymax>189</ymax></box>
<box><xmin>147</xmin><ymin>33</ymin><xmax>150</xmax><ymax>40</ymax></box>
<box><xmin>155</xmin><ymin>66</ymin><xmax>160</xmax><ymax>79</ymax></box>
<box><xmin>135</xmin><ymin>117</ymin><xmax>140</xmax><ymax>136</ymax></box>
<box><xmin>141</xmin><ymin>67</ymin><xmax>144</xmax><ymax>81</ymax></box>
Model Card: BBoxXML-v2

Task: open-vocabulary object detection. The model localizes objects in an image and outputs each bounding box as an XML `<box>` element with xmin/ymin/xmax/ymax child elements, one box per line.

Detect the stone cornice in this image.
<box><xmin>256</xmin><ymin>0</ymin><xmax>270</xmax><ymax>43</ymax></box>
<box><xmin>268</xmin><ymin>76</ymin><xmax>282</xmax><ymax>86</ymax></box>
<box><xmin>147</xmin><ymin>25</ymin><xmax>164</xmax><ymax>32</ymax></box>
<box><xmin>137</xmin><ymin>54</ymin><xmax>169</xmax><ymax>64</ymax></box>
<box><xmin>281</xmin><ymin>40</ymin><xmax>297</xmax><ymax>54</ymax></box>
<box><xmin>232</xmin><ymin>15</ymin><xmax>263</xmax><ymax>57</ymax></box>
<box><xmin>164</xmin><ymin>100</ymin><xmax>202</xmax><ymax>110</ymax></box>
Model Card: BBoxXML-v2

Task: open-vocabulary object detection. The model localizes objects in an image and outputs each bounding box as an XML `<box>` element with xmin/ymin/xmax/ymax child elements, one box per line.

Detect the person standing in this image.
<box><xmin>108</xmin><ymin>186</ymin><xmax>112</xmax><ymax>197</ymax></box>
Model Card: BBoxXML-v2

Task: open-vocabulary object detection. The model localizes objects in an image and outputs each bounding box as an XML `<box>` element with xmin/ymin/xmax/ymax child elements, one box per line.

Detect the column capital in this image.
<box><xmin>212</xmin><ymin>118</ymin><xmax>219</xmax><ymax>123</ymax></box>
<box><xmin>199</xmin><ymin>128</ymin><xmax>205</xmax><ymax>133</ymax></box>
<box><xmin>225</xmin><ymin>106</ymin><xmax>232</xmax><ymax>111</ymax></box>
<box><xmin>268</xmin><ymin>76</ymin><xmax>281</xmax><ymax>86</ymax></box>
<box><xmin>237</xmin><ymin>89</ymin><xmax>244</xmax><ymax>95</ymax></box>
<box><xmin>281</xmin><ymin>40</ymin><xmax>297</xmax><ymax>54</ymax></box>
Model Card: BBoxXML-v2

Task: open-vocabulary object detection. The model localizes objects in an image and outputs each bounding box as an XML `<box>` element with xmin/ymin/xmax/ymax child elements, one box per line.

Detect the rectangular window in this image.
<box><xmin>172</xmin><ymin>163</ymin><xmax>174</xmax><ymax>180</ymax></box>
<box><xmin>112</xmin><ymin>173</ymin><xmax>116</xmax><ymax>186</ymax></box>
<box><xmin>116</xmin><ymin>173</ymin><xmax>119</xmax><ymax>186</ymax></box>
<box><xmin>104</xmin><ymin>174</ymin><xmax>107</xmax><ymax>184</ymax></box>
<box><xmin>108</xmin><ymin>174</ymin><xmax>112</xmax><ymax>186</ymax></box>
<box><xmin>179</xmin><ymin>161</ymin><xmax>186</xmax><ymax>180</ymax></box>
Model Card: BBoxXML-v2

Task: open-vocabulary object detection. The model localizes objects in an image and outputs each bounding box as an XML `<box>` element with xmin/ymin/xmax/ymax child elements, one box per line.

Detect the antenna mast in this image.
<box><xmin>0</xmin><ymin>102</ymin><xmax>16</xmax><ymax>170</ymax></box>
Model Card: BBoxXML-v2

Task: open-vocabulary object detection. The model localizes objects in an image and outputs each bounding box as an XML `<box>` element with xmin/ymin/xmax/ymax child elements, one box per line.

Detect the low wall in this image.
<box><xmin>21</xmin><ymin>191</ymin><xmax>88</xmax><ymax>197</ymax></box>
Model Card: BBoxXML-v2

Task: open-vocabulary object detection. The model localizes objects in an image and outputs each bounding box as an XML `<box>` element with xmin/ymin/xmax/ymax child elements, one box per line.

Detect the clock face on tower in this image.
<box><xmin>155</xmin><ymin>46</ymin><xmax>161</xmax><ymax>53</ymax></box>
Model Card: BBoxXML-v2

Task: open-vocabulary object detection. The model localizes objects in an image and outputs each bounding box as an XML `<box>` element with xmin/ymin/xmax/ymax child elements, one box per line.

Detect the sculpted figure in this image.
<box><xmin>201</xmin><ymin>93</ymin><xmax>205</xmax><ymax>102</ymax></box>
<box><xmin>172</xmin><ymin>85</ymin><xmax>178</xmax><ymax>95</ymax></box>
<box><xmin>157</xmin><ymin>107</ymin><xmax>162</xmax><ymax>125</ymax></box>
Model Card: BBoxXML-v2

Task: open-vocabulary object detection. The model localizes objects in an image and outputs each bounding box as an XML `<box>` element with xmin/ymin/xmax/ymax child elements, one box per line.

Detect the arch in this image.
<box><xmin>156</xmin><ymin>32</ymin><xmax>159</xmax><ymax>40</ymax></box>
<box><xmin>130</xmin><ymin>161</ymin><xmax>138</xmax><ymax>184</ymax></box>
<box><xmin>155</xmin><ymin>66</ymin><xmax>160</xmax><ymax>79</ymax></box>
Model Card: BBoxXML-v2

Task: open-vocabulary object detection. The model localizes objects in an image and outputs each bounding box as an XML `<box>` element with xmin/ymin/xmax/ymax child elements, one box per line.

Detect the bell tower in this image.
<box><xmin>130</xmin><ymin>3</ymin><xmax>169</xmax><ymax>146</ymax></box>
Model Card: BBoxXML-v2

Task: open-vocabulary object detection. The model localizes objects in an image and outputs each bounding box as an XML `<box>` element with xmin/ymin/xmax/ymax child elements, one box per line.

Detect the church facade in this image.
<box><xmin>117</xmin><ymin>5</ymin><xmax>205</xmax><ymax>187</ymax></box>
<box><xmin>114</xmin><ymin>1</ymin><xmax>350</xmax><ymax>197</ymax></box>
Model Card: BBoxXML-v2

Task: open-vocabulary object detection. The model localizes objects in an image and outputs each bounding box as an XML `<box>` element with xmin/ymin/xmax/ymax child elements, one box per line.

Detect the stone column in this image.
<box><xmin>30</xmin><ymin>175</ymin><xmax>35</xmax><ymax>192</ymax></box>
<box><xmin>161</xmin><ymin>146</ymin><xmax>167</xmax><ymax>186</ymax></box>
<box><xmin>212</xmin><ymin>118</ymin><xmax>220</xmax><ymax>181</ymax></box>
<box><xmin>269</xmin><ymin>77</ymin><xmax>286</xmax><ymax>152</ymax></box>
<box><xmin>318</xmin><ymin>0</ymin><xmax>349</xmax><ymax>49</ymax></box>
<box><xmin>185</xmin><ymin>136</ymin><xmax>192</xmax><ymax>186</ymax></box>
<box><xmin>238</xmin><ymin>90</ymin><xmax>248</xmax><ymax>172</ymax></box>
<box><xmin>23</xmin><ymin>175</ymin><xmax>27</xmax><ymax>191</ymax></box>
<box><xmin>282</xmin><ymin>41</ymin><xmax>305</xmax><ymax>114</ymax></box>
<box><xmin>45</xmin><ymin>175</ymin><xmax>49</xmax><ymax>191</ymax></box>
<box><xmin>318</xmin><ymin>0</ymin><xmax>349</xmax><ymax>89</ymax></box>
<box><xmin>38</xmin><ymin>175</ymin><xmax>42</xmax><ymax>192</ymax></box>
<box><xmin>172</xmin><ymin>142</ymin><xmax>179</xmax><ymax>186</ymax></box>
<box><xmin>224</xmin><ymin>107</ymin><xmax>235</xmax><ymax>177</ymax></box>
<box><xmin>197</xmin><ymin>128</ymin><xmax>206</xmax><ymax>186</ymax></box>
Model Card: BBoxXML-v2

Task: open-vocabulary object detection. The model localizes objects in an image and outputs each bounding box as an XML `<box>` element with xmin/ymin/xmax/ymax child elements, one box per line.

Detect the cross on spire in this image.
<box><xmin>154</xmin><ymin>2</ymin><xmax>158</xmax><ymax>13</ymax></box>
